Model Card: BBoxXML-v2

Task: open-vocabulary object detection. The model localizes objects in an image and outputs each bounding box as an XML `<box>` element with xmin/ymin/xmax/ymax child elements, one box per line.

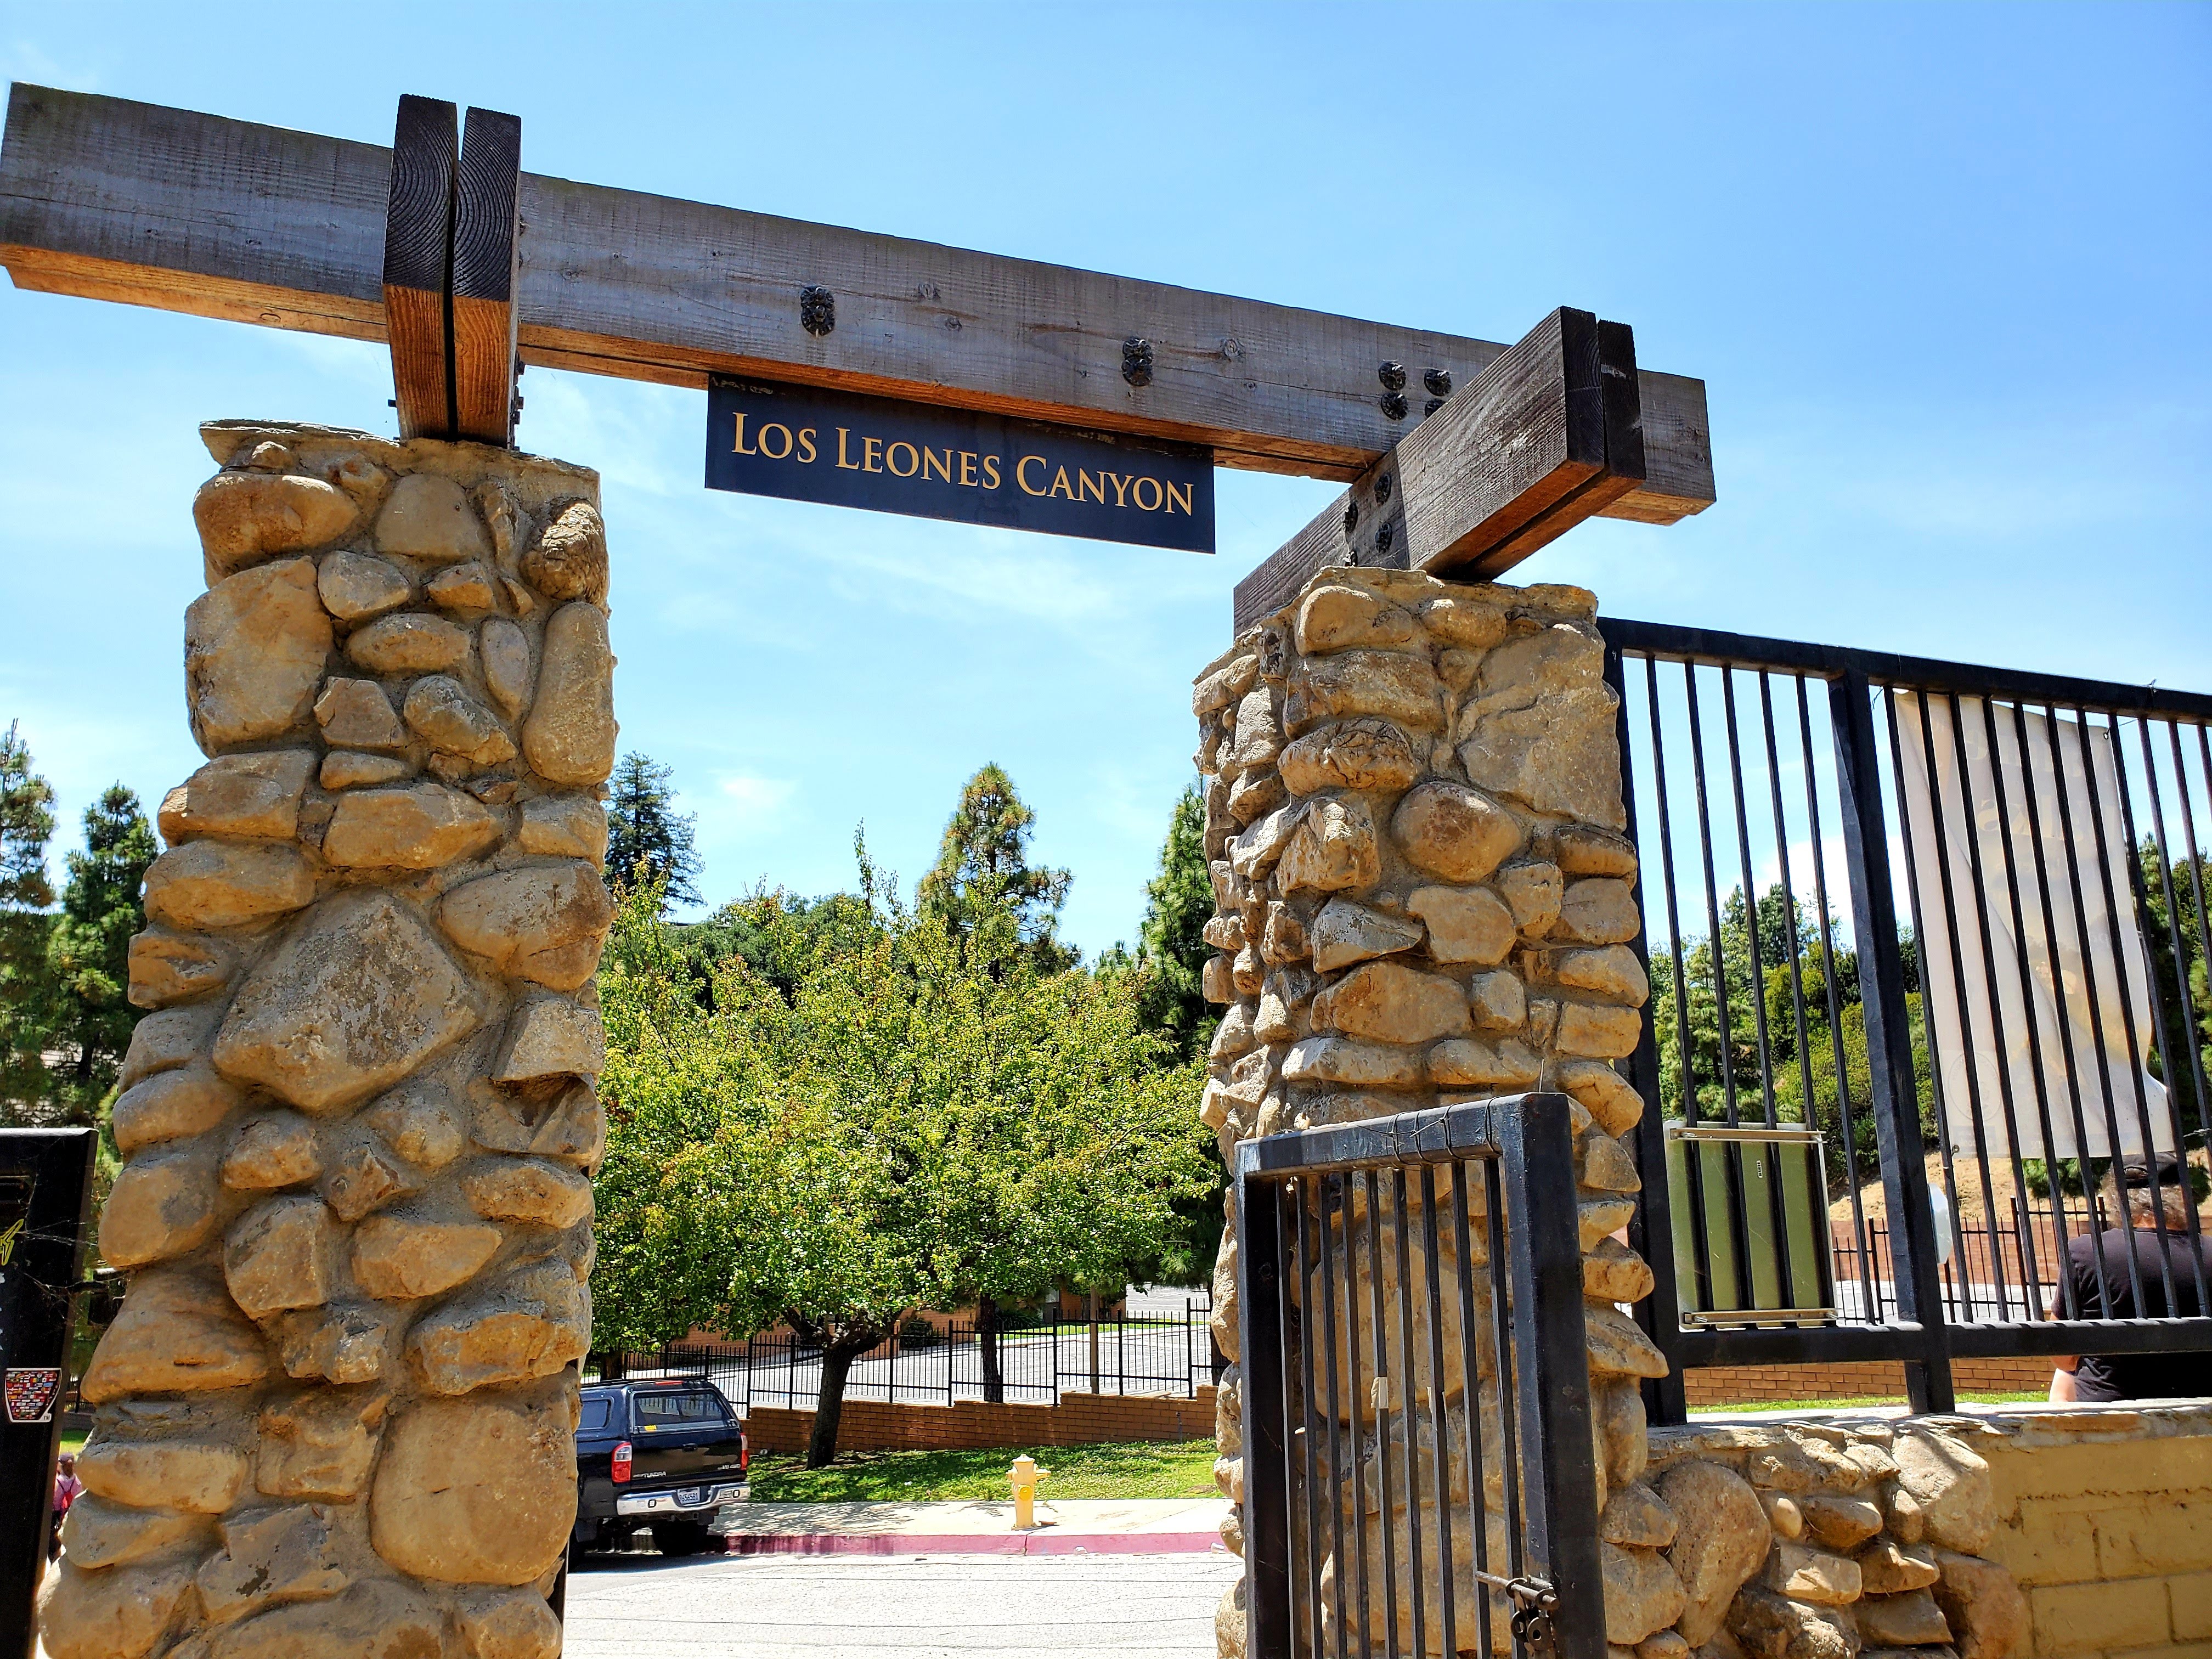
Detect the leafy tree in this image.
<box><xmin>2136</xmin><ymin>837</ymin><xmax>2212</xmax><ymax>1137</ymax></box>
<box><xmin>605</xmin><ymin>752</ymin><xmax>701</xmax><ymax>910</ymax></box>
<box><xmin>593</xmin><ymin>850</ymin><xmax>1210</xmax><ymax>1465</ymax></box>
<box><xmin>918</xmin><ymin>764</ymin><xmax>1075</xmax><ymax>974</ymax></box>
<box><xmin>0</xmin><ymin>723</ymin><xmax>57</xmax><ymax>1121</ymax></box>
<box><xmin>42</xmin><ymin>787</ymin><xmax>156</xmax><ymax>1124</ymax></box>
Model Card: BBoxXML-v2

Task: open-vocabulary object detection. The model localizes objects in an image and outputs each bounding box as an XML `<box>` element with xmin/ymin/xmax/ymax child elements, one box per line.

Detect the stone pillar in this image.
<box><xmin>40</xmin><ymin>422</ymin><xmax>616</xmax><ymax>1659</ymax></box>
<box><xmin>1195</xmin><ymin>566</ymin><xmax>1665</xmax><ymax>1656</ymax></box>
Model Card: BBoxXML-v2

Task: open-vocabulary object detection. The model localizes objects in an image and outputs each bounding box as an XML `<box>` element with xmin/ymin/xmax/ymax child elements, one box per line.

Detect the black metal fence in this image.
<box><xmin>1236</xmin><ymin>1096</ymin><xmax>1604</xmax><ymax>1659</ymax></box>
<box><xmin>1603</xmin><ymin>618</ymin><xmax>2212</xmax><ymax>1417</ymax></box>
<box><xmin>584</xmin><ymin>1296</ymin><xmax>1217</xmax><ymax>1409</ymax></box>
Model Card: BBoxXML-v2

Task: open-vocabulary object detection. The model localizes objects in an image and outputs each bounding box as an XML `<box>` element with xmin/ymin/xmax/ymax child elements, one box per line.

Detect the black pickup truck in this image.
<box><xmin>573</xmin><ymin>1378</ymin><xmax>749</xmax><ymax>1559</ymax></box>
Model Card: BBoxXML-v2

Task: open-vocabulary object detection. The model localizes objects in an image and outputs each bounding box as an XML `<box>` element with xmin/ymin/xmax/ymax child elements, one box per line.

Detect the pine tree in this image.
<box><xmin>0</xmin><ymin>722</ymin><xmax>57</xmax><ymax>1119</ymax></box>
<box><xmin>917</xmin><ymin>764</ymin><xmax>1076</xmax><ymax>974</ymax></box>
<box><xmin>605</xmin><ymin>752</ymin><xmax>702</xmax><ymax>911</ymax></box>
<box><xmin>1130</xmin><ymin>782</ymin><xmax>1217</xmax><ymax>1063</ymax></box>
<box><xmin>45</xmin><ymin>786</ymin><xmax>157</xmax><ymax>1122</ymax></box>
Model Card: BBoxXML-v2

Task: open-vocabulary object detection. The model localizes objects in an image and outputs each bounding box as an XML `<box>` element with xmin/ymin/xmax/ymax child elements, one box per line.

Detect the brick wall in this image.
<box><xmin>1979</xmin><ymin>1401</ymin><xmax>2212</xmax><ymax>1658</ymax></box>
<box><xmin>1683</xmin><ymin>1356</ymin><xmax>2052</xmax><ymax>1408</ymax></box>
<box><xmin>744</xmin><ymin>1387</ymin><xmax>1218</xmax><ymax>1457</ymax></box>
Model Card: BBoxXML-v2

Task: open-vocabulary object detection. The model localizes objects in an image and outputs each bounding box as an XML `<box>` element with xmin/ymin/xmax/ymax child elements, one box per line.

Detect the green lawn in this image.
<box><xmin>746</xmin><ymin>1437</ymin><xmax>1220</xmax><ymax>1503</ymax></box>
<box><xmin>1694</xmin><ymin>1390</ymin><xmax>2044</xmax><ymax>1415</ymax></box>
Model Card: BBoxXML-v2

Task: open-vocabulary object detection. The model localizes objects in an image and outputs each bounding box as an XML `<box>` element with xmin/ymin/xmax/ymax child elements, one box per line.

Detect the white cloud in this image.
<box><xmin>718</xmin><ymin>774</ymin><xmax>798</xmax><ymax>814</ymax></box>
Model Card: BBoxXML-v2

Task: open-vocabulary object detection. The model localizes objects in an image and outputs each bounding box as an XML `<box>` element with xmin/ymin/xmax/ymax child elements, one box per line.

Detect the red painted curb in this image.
<box><xmin>721</xmin><ymin>1530</ymin><xmax>1223</xmax><ymax>1558</ymax></box>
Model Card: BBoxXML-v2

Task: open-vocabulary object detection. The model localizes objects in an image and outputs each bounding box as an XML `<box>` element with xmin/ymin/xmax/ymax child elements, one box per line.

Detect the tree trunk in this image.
<box><xmin>806</xmin><ymin>1335</ymin><xmax>874</xmax><ymax>1469</ymax></box>
<box><xmin>977</xmin><ymin>1295</ymin><xmax>1004</xmax><ymax>1405</ymax></box>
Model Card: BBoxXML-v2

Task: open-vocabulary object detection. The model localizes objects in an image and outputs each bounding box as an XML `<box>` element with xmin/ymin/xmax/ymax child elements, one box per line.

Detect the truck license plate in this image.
<box><xmin>677</xmin><ymin>1486</ymin><xmax>705</xmax><ymax>1505</ymax></box>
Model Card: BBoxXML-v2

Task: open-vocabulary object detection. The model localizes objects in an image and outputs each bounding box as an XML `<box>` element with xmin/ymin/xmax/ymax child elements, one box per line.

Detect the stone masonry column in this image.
<box><xmin>1195</xmin><ymin>567</ymin><xmax>1666</xmax><ymax>1657</ymax></box>
<box><xmin>40</xmin><ymin>422</ymin><xmax>617</xmax><ymax>1659</ymax></box>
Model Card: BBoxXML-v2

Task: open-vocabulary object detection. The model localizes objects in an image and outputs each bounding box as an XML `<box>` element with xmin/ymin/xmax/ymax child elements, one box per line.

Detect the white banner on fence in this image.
<box><xmin>1895</xmin><ymin>693</ymin><xmax>2172</xmax><ymax>1160</ymax></box>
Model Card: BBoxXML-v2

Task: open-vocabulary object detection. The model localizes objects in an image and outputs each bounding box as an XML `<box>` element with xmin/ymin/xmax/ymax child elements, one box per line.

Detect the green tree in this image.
<box><xmin>605</xmin><ymin>752</ymin><xmax>701</xmax><ymax>910</ymax></box>
<box><xmin>593</xmin><ymin>850</ymin><xmax>1210</xmax><ymax>1464</ymax></box>
<box><xmin>2136</xmin><ymin>837</ymin><xmax>2211</xmax><ymax>1137</ymax></box>
<box><xmin>917</xmin><ymin>764</ymin><xmax>1075</xmax><ymax>974</ymax></box>
<box><xmin>43</xmin><ymin>787</ymin><xmax>157</xmax><ymax>1123</ymax></box>
<box><xmin>0</xmin><ymin>722</ymin><xmax>57</xmax><ymax>1120</ymax></box>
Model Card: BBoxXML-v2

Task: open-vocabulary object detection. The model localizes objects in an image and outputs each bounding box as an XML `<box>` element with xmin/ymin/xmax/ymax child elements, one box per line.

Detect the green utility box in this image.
<box><xmin>1664</xmin><ymin>1124</ymin><xmax>1836</xmax><ymax>1326</ymax></box>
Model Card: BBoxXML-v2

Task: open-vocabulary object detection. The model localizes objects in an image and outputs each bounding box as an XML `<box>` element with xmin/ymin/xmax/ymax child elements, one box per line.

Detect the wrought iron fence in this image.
<box><xmin>1236</xmin><ymin>1096</ymin><xmax>1604</xmax><ymax>1659</ymax></box>
<box><xmin>1602</xmin><ymin>618</ymin><xmax>2212</xmax><ymax>1416</ymax></box>
<box><xmin>584</xmin><ymin>1296</ymin><xmax>1217</xmax><ymax>1409</ymax></box>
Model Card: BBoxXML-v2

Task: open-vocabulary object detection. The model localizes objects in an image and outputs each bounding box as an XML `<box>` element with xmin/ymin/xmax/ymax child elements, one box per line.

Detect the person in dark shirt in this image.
<box><xmin>2049</xmin><ymin>1153</ymin><xmax>2212</xmax><ymax>1403</ymax></box>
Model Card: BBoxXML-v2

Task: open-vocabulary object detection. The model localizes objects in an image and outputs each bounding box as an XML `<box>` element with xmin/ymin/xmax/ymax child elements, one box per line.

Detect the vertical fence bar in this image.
<box><xmin>1363</xmin><ymin>1168</ymin><xmax>1401</xmax><ymax>1659</ymax></box>
<box><xmin>1392</xmin><ymin>1167</ymin><xmax>1430</xmax><ymax>1659</ymax></box>
<box><xmin>1339</xmin><ymin>1176</ymin><xmax>1373</xmax><ymax>1656</ymax></box>
<box><xmin>1417</xmin><ymin>1164</ymin><xmax>1460</xmax><ymax>1659</ymax></box>
<box><xmin>1832</xmin><ymin>666</ymin><xmax>1954</xmax><ymax>1410</ymax></box>
<box><xmin>1449</xmin><ymin>1160</ymin><xmax>1497</xmax><ymax>1659</ymax></box>
<box><xmin>1498</xmin><ymin>1094</ymin><xmax>1605</xmax><ymax>1659</ymax></box>
<box><xmin>1609</xmin><ymin>642</ymin><xmax>1688</xmax><ymax>1421</ymax></box>
<box><xmin>1236</xmin><ymin>1165</ymin><xmax>1293</xmax><ymax>1659</ymax></box>
<box><xmin>1296</xmin><ymin>1180</ymin><xmax>1328</xmax><ymax>1659</ymax></box>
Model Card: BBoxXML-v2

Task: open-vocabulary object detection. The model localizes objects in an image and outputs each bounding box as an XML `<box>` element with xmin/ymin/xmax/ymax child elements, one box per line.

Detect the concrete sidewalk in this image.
<box><xmin>712</xmin><ymin>1497</ymin><xmax>1231</xmax><ymax>1556</ymax></box>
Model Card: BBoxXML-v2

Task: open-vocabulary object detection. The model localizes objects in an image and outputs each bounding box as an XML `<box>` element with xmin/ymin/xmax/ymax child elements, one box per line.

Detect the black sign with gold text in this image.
<box><xmin>705</xmin><ymin>377</ymin><xmax>1215</xmax><ymax>554</ymax></box>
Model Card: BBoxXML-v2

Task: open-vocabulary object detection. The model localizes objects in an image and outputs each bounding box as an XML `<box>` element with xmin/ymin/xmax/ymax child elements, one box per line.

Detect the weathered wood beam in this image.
<box><xmin>1232</xmin><ymin>310</ymin><xmax>1646</xmax><ymax>632</ymax></box>
<box><xmin>453</xmin><ymin>106</ymin><xmax>522</xmax><ymax>445</ymax></box>
<box><xmin>382</xmin><ymin>95</ymin><xmax>457</xmax><ymax>441</ymax></box>
<box><xmin>0</xmin><ymin>86</ymin><xmax>1713</xmax><ymax>523</ymax></box>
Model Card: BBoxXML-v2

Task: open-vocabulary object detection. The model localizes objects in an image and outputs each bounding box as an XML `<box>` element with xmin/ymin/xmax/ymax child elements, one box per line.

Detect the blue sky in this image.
<box><xmin>1</xmin><ymin>2</ymin><xmax>2205</xmax><ymax>957</ymax></box>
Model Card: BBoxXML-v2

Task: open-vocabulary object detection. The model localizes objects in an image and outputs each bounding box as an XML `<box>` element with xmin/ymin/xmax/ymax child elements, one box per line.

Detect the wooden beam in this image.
<box><xmin>0</xmin><ymin>86</ymin><xmax>1713</xmax><ymax>522</ymax></box>
<box><xmin>453</xmin><ymin>106</ymin><xmax>522</xmax><ymax>444</ymax></box>
<box><xmin>1232</xmin><ymin>311</ymin><xmax>1646</xmax><ymax>632</ymax></box>
<box><xmin>382</xmin><ymin>95</ymin><xmax>458</xmax><ymax>441</ymax></box>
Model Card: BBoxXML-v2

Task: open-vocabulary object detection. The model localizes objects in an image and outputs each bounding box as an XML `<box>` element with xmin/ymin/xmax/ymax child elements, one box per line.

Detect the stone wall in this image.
<box><xmin>1194</xmin><ymin>566</ymin><xmax>1667</xmax><ymax>1655</ymax></box>
<box><xmin>40</xmin><ymin>422</ymin><xmax>616</xmax><ymax>1659</ymax></box>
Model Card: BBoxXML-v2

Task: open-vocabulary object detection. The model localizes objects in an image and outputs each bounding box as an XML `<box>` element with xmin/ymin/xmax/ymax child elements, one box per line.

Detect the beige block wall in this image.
<box><xmin>1979</xmin><ymin>1402</ymin><xmax>2212</xmax><ymax>1659</ymax></box>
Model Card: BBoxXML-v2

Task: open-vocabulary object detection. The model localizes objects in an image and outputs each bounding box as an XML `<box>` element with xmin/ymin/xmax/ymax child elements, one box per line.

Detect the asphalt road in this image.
<box><xmin>562</xmin><ymin>1549</ymin><xmax>1239</xmax><ymax>1657</ymax></box>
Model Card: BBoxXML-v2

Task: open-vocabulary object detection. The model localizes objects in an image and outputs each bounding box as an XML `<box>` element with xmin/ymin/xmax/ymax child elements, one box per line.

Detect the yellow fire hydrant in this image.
<box><xmin>1008</xmin><ymin>1454</ymin><xmax>1050</xmax><ymax>1531</ymax></box>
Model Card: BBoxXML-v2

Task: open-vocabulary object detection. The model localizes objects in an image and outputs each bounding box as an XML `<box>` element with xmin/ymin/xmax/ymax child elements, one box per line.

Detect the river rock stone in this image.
<box><xmin>1759</xmin><ymin>1542</ymin><xmax>1863</xmax><ymax>1606</ymax></box>
<box><xmin>1587</xmin><ymin>1237</ymin><xmax>1657</xmax><ymax>1302</ymax></box>
<box><xmin>1460</xmin><ymin>682</ymin><xmax>1625</xmax><ymax>828</ymax></box>
<box><xmin>1426</xmin><ymin>1036</ymin><xmax>1541</xmax><ymax>1089</ymax></box>
<box><xmin>196</xmin><ymin>1503</ymin><xmax>348</xmax><ymax>1626</ymax></box>
<box><xmin>202</xmin><ymin>1578</ymin><xmax>443</xmax><ymax>1659</ymax></box>
<box><xmin>256</xmin><ymin>1386</ymin><xmax>389</xmax><ymax>1501</ymax></box>
<box><xmin>352</xmin><ymin>1214</ymin><xmax>504</xmax><ymax>1300</ymax></box>
<box><xmin>472</xmin><ymin>1084</ymin><xmax>607</xmax><ymax>1169</ymax></box>
<box><xmin>1393</xmin><ymin>781</ymin><xmax>1522</xmax><ymax>883</ymax></box>
<box><xmin>317</xmin><ymin>550</ymin><xmax>410</xmax><ymax>622</ymax></box>
<box><xmin>1658</xmin><ymin>1459</ymin><xmax>1772</xmax><ymax>1645</ymax></box>
<box><xmin>143</xmin><ymin>841</ymin><xmax>315</xmax><ymax>930</ymax></box>
<box><xmin>403</xmin><ymin>675</ymin><xmax>516</xmax><ymax>764</ymax></box>
<box><xmin>370</xmin><ymin>1393</ymin><xmax>574</xmax><ymax>1583</ymax></box>
<box><xmin>1582</xmin><ymin>1133</ymin><xmax>1641</xmax><ymax>1197</ymax></box>
<box><xmin>1228</xmin><ymin>802</ymin><xmax>1304</xmax><ymax>879</ymax></box>
<box><xmin>120</xmin><ymin>1002</ymin><xmax>222</xmax><ymax>1090</ymax></box>
<box><xmin>1297</xmin><ymin>583</ymin><xmax>1419</xmax><ymax>654</ymax></box>
<box><xmin>1285</xmin><ymin>648</ymin><xmax>1442</xmax><ymax>734</ymax></box>
<box><xmin>1417</xmin><ymin>595</ymin><xmax>1511</xmax><ymax>649</ymax></box>
<box><xmin>1857</xmin><ymin>1538</ymin><xmax>1940</xmax><ymax>1595</ymax></box>
<box><xmin>1276</xmin><ymin>795</ymin><xmax>1380</xmax><ymax>894</ymax></box>
<box><xmin>427</xmin><ymin>561</ymin><xmax>499</xmax><ymax>612</ymax></box>
<box><xmin>1556</xmin><ymin>824</ymin><xmax>1640</xmax><ymax>879</ymax></box>
<box><xmin>1585</xmin><ymin>1301</ymin><xmax>1670</xmax><ymax>1378</ymax></box>
<box><xmin>494</xmin><ymin>997</ymin><xmax>606</xmax><ymax>1085</ymax></box>
<box><xmin>377</xmin><ymin>473</ymin><xmax>491</xmax><ymax>563</ymax></box>
<box><xmin>113</xmin><ymin>1064</ymin><xmax>239</xmax><ymax>1157</ymax></box>
<box><xmin>82</xmin><ymin>1268</ymin><xmax>270</xmax><ymax>1402</ymax></box>
<box><xmin>36</xmin><ymin>1559</ymin><xmax>193</xmax><ymax>1659</ymax></box>
<box><xmin>521</xmin><ymin>602</ymin><xmax>616</xmax><ymax>785</ymax></box>
<box><xmin>363</xmin><ymin>1083</ymin><xmax>468</xmax><ymax>1170</ymax></box>
<box><xmin>1560</xmin><ymin>1001</ymin><xmax>1644</xmax><ymax>1059</ymax></box>
<box><xmin>1497</xmin><ymin>860</ymin><xmax>1564</xmax><ymax>935</ymax></box>
<box><xmin>186</xmin><ymin>560</ymin><xmax>332</xmax><ymax>752</ymax></box>
<box><xmin>482</xmin><ymin>618</ymin><xmax>533</xmax><ymax>718</ymax></box>
<box><xmin>405</xmin><ymin>1265</ymin><xmax>590</xmax><ymax>1395</ymax></box>
<box><xmin>196</xmin><ymin>472</ymin><xmax>357</xmax><ymax>572</ymax></box>
<box><xmin>1604</xmin><ymin>1482</ymin><xmax>1679</xmax><ymax>1549</ymax></box>
<box><xmin>320</xmin><ymin>752</ymin><xmax>413</xmax><ymax>791</ymax></box>
<box><xmin>1801</xmin><ymin>1494</ymin><xmax>1886</xmax><ymax>1552</ymax></box>
<box><xmin>1277</xmin><ymin>718</ymin><xmax>1421</xmax><ymax>795</ymax></box>
<box><xmin>517</xmin><ymin>793</ymin><xmax>607</xmax><ymax>865</ymax></box>
<box><xmin>1406</xmin><ymin>884</ymin><xmax>1517</xmax><ymax>964</ymax></box>
<box><xmin>1557</xmin><ymin>945</ymin><xmax>1651</xmax><ymax>1005</ymax></box>
<box><xmin>1281</xmin><ymin>1035</ymin><xmax>1424</xmax><ymax>1090</ymax></box>
<box><xmin>1559</xmin><ymin>1059</ymin><xmax>1645</xmax><ymax>1136</ymax></box>
<box><xmin>1193</xmin><ymin>653</ymin><xmax>1259</xmax><ymax>717</ymax></box>
<box><xmin>76</xmin><ymin>1440</ymin><xmax>249</xmax><ymax>1514</ymax></box>
<box><xmin>1224</xmin><ymin>687</ymin><xmax>1284</xmax><ymax>776</ymax></box>
<box><xmin>1605</xmin><ymin>1541</ymin><xmax>1689</xmax><ymax>1646</ymax></box>
<box><xmin>213</xmin><ymin>889</ymin><xmax>481</xmax><ymax>1113</ymax></box>
<box><xmin>273</xmin><ymin>1304</ymin><xmax>389</xmax><ymax>1385</ymax></box>
<box><xmin>1728</xmin><ymin>1589</ymin><xmax>1860</xmax><ymax>1659</ymax></box>
<box><xmin>58</xmin><ymin>1494</ymin><xmax>211</xmax><ymax>1568</ymax></box>
<box><xmin>160</xmin><ymin>751</ymin><xmax>317</xmax><ymax>844</ymax></box>
<box><xmin>128</xmin><ymin>928</ymin><xmax>235</xmax><ymax>1008</ymax></box>
<box><xmin>463</xmin><ymin>1157</ymin><xmax>594</xmax><ymax>1227</ymax></box>
<box><xmin>345</xmin><ymin>612</ymin><xmax>471</xmax><ymax>674</ymax></box>
<box><xmin>1929</xmin><ymin>1548</ymin><xmax>2028</xmax><ymax>1659</ymax></box>
<box><xmin>1558</xmin><ymin>878</ymin><xmax>1642</xmax><ymax>946</ymax></box>
<box><xmin>1892</xmin><ymin>1429</ymin><xmax>1995</xmax><ymax>1554</ymax></box>
<box><xmin>1468</xmin><ymin>969</ymin><xmax>1527</xmax><ymax>1030</ymax></box>
<box><xmin>1855</xmin><ymin>1589</ymin><xmax>1950</xmax><ymax>1648</ymax></box>
<box><xmin>1227</xmin><ymin>767</ymin><xmax>1286</xmax><ymax>826</ymax></box>
<box><xmin>100</xmin><ymin>1148</ymin><xmax>220</xmax><ymax>1266</ymax></box>
<box><xmin>1311</xmin><ymin>960</ymin><xmax>1470</xmax><ymax>1044</ymax></box>
<box><xmin>225</xmin><ymin>1196</ymin><xmax>338</xmax><ymax>1319</ymax></box>
<box><xmin>455</xmin><ymin>1590</ymin><xmax>563</xmax><ymax>1659</ymax></box>
<box><xmin>439</xmin><ymin>862</ymin><xmax>616</xmax><ymax>990</ymax></box>
<box><xmin>521</xmin><ymin>499</ymin><xmax>609</xmax><ymax>603</ymax></box>
<box><xmin>1581</xmin><ymin>1195</ymin><xmax>1637</xmax><ymax>1249</ymax></box>
<box><xmin>322</xmin><ymin>781</ymin><xmax>497</xmax><ymax>868</ymax></box>
<box><xmin>313</xmin><ymin>679</ymin><xmax>406</xmax><ymax>752</ymax></box>
<box><xmin>222</xmin><ymin>1115</ymin><xmax>324</xmax><ymax>1190</ymax></box>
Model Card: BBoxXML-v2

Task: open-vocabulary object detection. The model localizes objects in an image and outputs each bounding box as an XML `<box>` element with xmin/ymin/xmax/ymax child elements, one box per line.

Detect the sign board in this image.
<box><xmin>706</xmin><ymin>376</ymin><xmax>1215</xmax><ymax>554</ymax></box>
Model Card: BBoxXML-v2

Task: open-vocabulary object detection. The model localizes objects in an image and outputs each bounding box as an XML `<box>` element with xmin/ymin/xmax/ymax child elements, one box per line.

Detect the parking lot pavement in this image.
<box><xmin>563</xmin><ymin>1549</ymin><xmax>1240</xmax><ymax>1657</ymax></box>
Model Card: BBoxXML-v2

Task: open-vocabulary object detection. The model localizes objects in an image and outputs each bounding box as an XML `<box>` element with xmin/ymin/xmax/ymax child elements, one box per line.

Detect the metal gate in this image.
<box><xmin>1234</xmin><ymin>1094</ymin><xmax>1605</xmax><ymax>1659</ymax></box>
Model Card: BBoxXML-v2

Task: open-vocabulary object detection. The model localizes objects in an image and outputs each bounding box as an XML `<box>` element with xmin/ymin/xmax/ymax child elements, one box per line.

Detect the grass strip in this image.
<box><xmin>745</xmin><ymin>1437</ymin><xmax>1220</xmax><ymax>1503</ymax></box>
